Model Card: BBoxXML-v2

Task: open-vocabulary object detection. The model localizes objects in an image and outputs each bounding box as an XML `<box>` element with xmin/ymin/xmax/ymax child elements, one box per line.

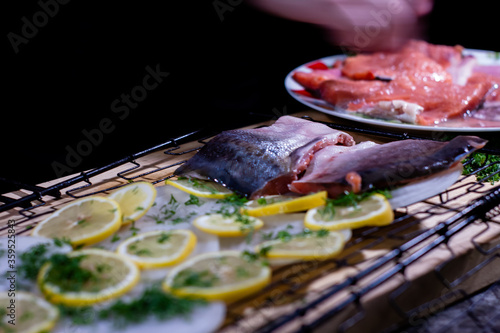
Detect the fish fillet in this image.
<box><xmin>292</xmin><ymin>40</ymin><xmax>498</xmax><ymax>126</ymax></box>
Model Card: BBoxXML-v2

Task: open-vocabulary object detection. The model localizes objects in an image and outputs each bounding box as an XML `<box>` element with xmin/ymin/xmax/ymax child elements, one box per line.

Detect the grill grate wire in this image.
<box><xmin>1</xmin><ymin>115</ymin><xmax>500</xmax><ymax>332</ymax></box>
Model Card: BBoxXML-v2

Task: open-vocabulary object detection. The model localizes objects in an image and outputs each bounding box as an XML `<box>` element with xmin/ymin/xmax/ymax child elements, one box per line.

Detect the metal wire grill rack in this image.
<box><xmin>1</xmin><ymin>114</ymin><xmax>500</xmax><ymax>333</ymax></box>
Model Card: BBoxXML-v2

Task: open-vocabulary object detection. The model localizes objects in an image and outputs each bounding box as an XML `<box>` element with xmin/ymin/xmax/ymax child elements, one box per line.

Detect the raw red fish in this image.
<box><xmin>341</xmin><ymin>47</ymin><xmax>452</xmax><ymax>82</ymax></box>
<box><xmin>319</xmin><ymin>75</ymin><xmax>490</xmax><ymax>125</ymax></box>
<box><xmin>292</xmin><ymin>68</ymin><xmax>342</xmax><ymax>91</ymax></box>
<box><xmin>291</xmin><ymin>40</ymin><xmax>500</xmax><ymax>126</ymax></box>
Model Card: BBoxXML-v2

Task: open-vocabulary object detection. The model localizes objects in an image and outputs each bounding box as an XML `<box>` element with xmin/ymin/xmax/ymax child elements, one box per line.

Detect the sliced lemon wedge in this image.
<box><xmin>116</xmin><ymin>229</ymin><xmax>197</xmax><ymax>269</ymax></box>
<box><xmin>108</xmin><ymin>181</ymin><xmax>157</xmax><ymax>225</ymax></box>
<box><xmin>163</xmin><ymin>250</ymin><xmax>271</xmax><ymax>302</ymax></box>
<box><xmin>0</xmin><ymin>291</ymin><xmax>59</xmax><ymax>333</ymax></box>
<box><xmin>166</xmin><ymin>177</ymin><xmax>233</xmax><ymax>199</ymax></box>
<box><xmin>193</xmin><ymin>213</ymin><xmax>264</xmax><ymax>237</ymax></box>
<box><xmin>38</xmin><ymin>248</ymin><xmax>140</xmax><ymax>307</ymax></box>
<box><xmin>255</xmin><ymin>230</ymin><xmax>346</xmax><ymax>263</ymax></box>
<box><xmin>32</xmin><ymin>196</ymin><xmax>122</xmax><ymax>247</ymax></box>
<box><xmin>304</xmin><ymin>193</ymin><xmax>394</xmax><ymax>231</ymax></box>
<box><xmin>241</xmin><ymin>191</ymin><xmax>327</xmax><ymax>217</ymax></box>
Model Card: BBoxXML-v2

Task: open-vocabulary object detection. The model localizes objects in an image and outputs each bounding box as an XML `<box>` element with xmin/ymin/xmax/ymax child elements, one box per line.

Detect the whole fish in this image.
<box><xmin>290</xmin><ymin>136</ymin><xmax>488</xmax><ymax>197</ymax></box>
<box><xmin>174</xmin><ymin>116</ymin><xmax>354</xmax><ymax>198</ymax></box>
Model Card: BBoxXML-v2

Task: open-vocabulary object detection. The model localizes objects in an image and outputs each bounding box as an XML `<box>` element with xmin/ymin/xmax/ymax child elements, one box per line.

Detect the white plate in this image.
<box><xmin>285</xmin><ymin>49</ymin><xmax>500</xmax><ymax>132</ymax></box>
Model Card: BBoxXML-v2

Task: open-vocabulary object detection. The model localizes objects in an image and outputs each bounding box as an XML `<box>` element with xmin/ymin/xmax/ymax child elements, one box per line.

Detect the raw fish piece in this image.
<box><xmin>319</xmin><ymin>75</ymin><xmax>490</xmax><ymax>125</ymax></box>
<box><xmin>292</xmin><ymin>40</ymin><xmax>497</xmax><ymax>125</ymax></box>
<box><xmin>341</xmin><ymin>46</ymin><xmax>453</xmax><ymax>82</ymax></box>
<box><xmin>174</xmin><ymin>116</ymin><xmax>354</xmax><ymax>198</ymax></box>
<box><xmin>290</xmin><ymin>136</ymin><xmax>487</xmax><ymax>198</ymax></box>
<box><xmin>292</xmin><ymin>68</ymin><xmax>342</xmax><ymax>91</ymax></box>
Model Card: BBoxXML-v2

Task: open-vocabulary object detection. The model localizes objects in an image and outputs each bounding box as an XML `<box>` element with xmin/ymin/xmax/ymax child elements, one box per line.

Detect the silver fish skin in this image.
<box><xmin>290</xmin><ymin>136</ymin><xmax>488</xmax><ymax>198</ymax></box>
<box><xmin>174</xmin><ymin>116</ymin><xmax>354</xmax><ymax>198</ymax></box>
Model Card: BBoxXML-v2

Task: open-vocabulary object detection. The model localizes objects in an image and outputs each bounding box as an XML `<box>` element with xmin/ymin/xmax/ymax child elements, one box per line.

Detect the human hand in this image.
<box><xmin>248</xmin><ymin>0</ymin><xmax>433</xmax><ymax>52</ymax></box>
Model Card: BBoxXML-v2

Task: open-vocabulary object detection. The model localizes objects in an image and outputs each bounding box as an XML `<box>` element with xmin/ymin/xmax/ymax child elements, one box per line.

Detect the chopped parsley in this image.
<box><xmin>216</xmin><ymin>194</ymin><xmax>248</xmax><ymax>213</ymax></box>
<box><xmin>60</xmin><ymin>285</ymin><xmax>206</xmax><ymax>327</ymax></box>
<box><xmin>111</xmin><ymin>234</ymin><xmax>121</xmax><ymax>243</ymax></box>
<box><xmin>318</xmin><ymin>189</ymin><xmax>391</xmax><ymax>221</ymax></box>
<box><xmin>53</xmin><ymin>237</ymin><xmax>72</xmax><ymax>247</ymax></box>
<box><xmin>148</xmin><ymin>194</ymin><xmax>197</xmax><ymax>224</ymax></box>
<box><xmin>257</xmin><ymin>228</ymin><xmax>331</xmax><ymax>256</ymax></box>
<box><xmin>241</xmin><ymin>250</ymin><xmax>269</xmax><ymax>266</ymax></box>
<box><xmin>57</xmin><ymin>305</ymin><xmax>96</xmax><ymax>325</ymax></box>
<box><xmin>236</xmin><ymin>266</ymin><xmax>250</xmax><ymax>278</ymax></box>
<box><xmin>99</xmin><ymin>285</ymin><xmax>206</xmax><ymax>327</ymax></box>
<box><xmin>157</xmin><ymin>232</ymin><xmax>171</xmax><ymax>244</ymax></box>
<box><xmin>43</xmin><ymin>253</ymin><xmax>96</xmax><ymax>292</ymax></box>
<box><xmin>257</xmin><ymin>197</ymin><xmax>268</xmax><ymax>205</ymax></box>
<box><xmin>133</xmin><ymin>248</ymin><xmax>153</xmax><ymax>256</ymax></box>
<box><xmin>462</xmin><ymin>152</ymin><xmax>500</xmax><ymax>184</ymax></box>
<box><xmin>148</xmin><ymin>194</ymin><xmax>179</xmax><ymax>223</ymax></box>
<box><xmin>241</xmin><ymin>250</ymin><xmax>261</xmax><ymax>263</ymax></box>
<box><xmin>178</xmin><ymin>176</ymin><xmax>220</xmax><ymax>195</ymax></box>
<box><xmin>184</xmin><ymin>194</ymin><xmax>204</xmax><ymax>206</ymax></box>
<box><xmin>171</xmin><ymin>269</ymin><xmax>219</xmax><ymax>289</ymax></box>
<box><xmin>18</xmin><ymin>242</ymin><xmax>51</xmax><ymax>281</ymax></box>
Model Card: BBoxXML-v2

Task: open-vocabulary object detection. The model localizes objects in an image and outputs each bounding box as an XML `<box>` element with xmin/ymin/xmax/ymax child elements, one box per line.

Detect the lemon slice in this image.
<box><xmin>241</xmin><ymin>191</ymin><xmax>327</xmax><ymax>217</ymax></box>
<box><xmin>0</xmin><ymin>291</ymin><xmax>59</xmax><ymax>333</ymax></box>
<box><xmin>32</xmin><ymin>196</ymin><xmax>121</xmax><ymax>247</ymax></box>
<box><xmin>165</xmin><ymin>177</ymin><xmax>233</xmax><ymax>199</ymax></box>
<box><xmin>255</xmin><ymin>230</ymin><xmax>345</xmax><ymax>262</ymax></box>
<box><xmin>116</xmin><ymin>229</ymin><xmax>197</xmax><ymax>269</ymax></box>
<box><xmin>304</xmin><ymin>193</ymin><xmax>394</xmax><ymax>231</ymax></box>
<box><xmin>193</xmin><ymin>213</ymin><xmax>264</xmax><ymax>237</ymax></box>
<box><xmin>163</xmin><ymin>250</ymin><xmax>271</xmax><ymax>302</ymax></box>
<box><xmin>108</xmin><ymin>181</ymin><xmax>157</xmax><ymax>225</ymax></box>
<box><xmin>38</xmin><ymin>248</ymin><xmax>140</xmax><ymax>307</ymax></box>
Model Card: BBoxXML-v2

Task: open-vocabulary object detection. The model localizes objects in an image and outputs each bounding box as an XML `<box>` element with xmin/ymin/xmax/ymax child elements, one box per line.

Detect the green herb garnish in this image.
<box><xmin>157</xmin><ymin>232</ymin><xmax>171</xmax><ymax>244</ymax></box>
<box><xmin>99</xmin><ymin>285</ymin><xmax>205</xmax><ymax>327</ymax></box>
<box><xmin>216</xmin><ymin>194</ymin><xmax>248</xmax><ymax>214</ymax></box>
<box><xmin>240</xmin><ymin>250</ymin><xmax>269</xmax><ymax>266</ymax></box>
<box><xmin>257</xmin><ymin>197</ymin><xmax>267</xmax><ymax>205</ymax></box>
<box><xmin>18</xmin><ymin>242</ymin><xmax>50</xmax><ymax>281</ymax></box>
<box><xmin>57</xmin><ymin>305</ymin><xmax>96</xmax><ymax>325</ymax></box>
<box><xmin>43</xmin><ymin>253</ymin><xmax>96</xmax><ymax>292</ymax></box>
<box><xmin>148</xmin><ymin>194</ymin><xmax>179</xmax><ymax>223</ymax></box>
<box><xmin>236</xmin><ymin>267</ymin><xmax>250</xmax><ymax>278</ymax></box>
<box><xmin>134</xmin><ymin>248</ymin><xmax>153</xmax><ymax>256</ymax></box>
<box><xmin>148</xmin><ymin>194</ymin><xmax>196</xmax><ymax>224</ymax></box>
<box><xmin>462</xmin><ymin>152</ymin><xmax>500</xmax><ymax>184</ymax></box>
<box><xmin>172</xmin><ymin>269</ymin><xmax>219</xmax><ymax>289</ymax></box>
<box><xmin>318</xmin><ymin>189</ymin><xmax>392</xmax><ymax>221</ymax></box>
<box><xmin>53</xmin><ymin>237</ymin><xmax>72</xmax><ymax>247</ymax></box>
<box><xmin>241</xmin><ymin>250</ymin><xmax>261</xmax><ymax>263</ymax></box>
<box><xmin>185</xmin><ymin>194</ymin><xmax>204</xmax><ymax>206</ymax></box>
<box><xmin>186</xmin><ymin>177</ymin><xmax>219</xmax><ymax>194</ymax></box>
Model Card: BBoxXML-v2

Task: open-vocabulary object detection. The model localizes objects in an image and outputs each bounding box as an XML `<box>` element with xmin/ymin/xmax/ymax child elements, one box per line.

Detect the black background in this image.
<box><xmin>3</xmin><ymin>0</ymin><xmax>499</xmax><ymax>193</ymax></box>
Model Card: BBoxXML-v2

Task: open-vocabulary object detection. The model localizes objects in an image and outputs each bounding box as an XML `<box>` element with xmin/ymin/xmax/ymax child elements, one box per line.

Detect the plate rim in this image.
<box><xmin>285</xmin><ymin>49</ymin><xmax>500</xmax><ymax>132</ymax></box>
